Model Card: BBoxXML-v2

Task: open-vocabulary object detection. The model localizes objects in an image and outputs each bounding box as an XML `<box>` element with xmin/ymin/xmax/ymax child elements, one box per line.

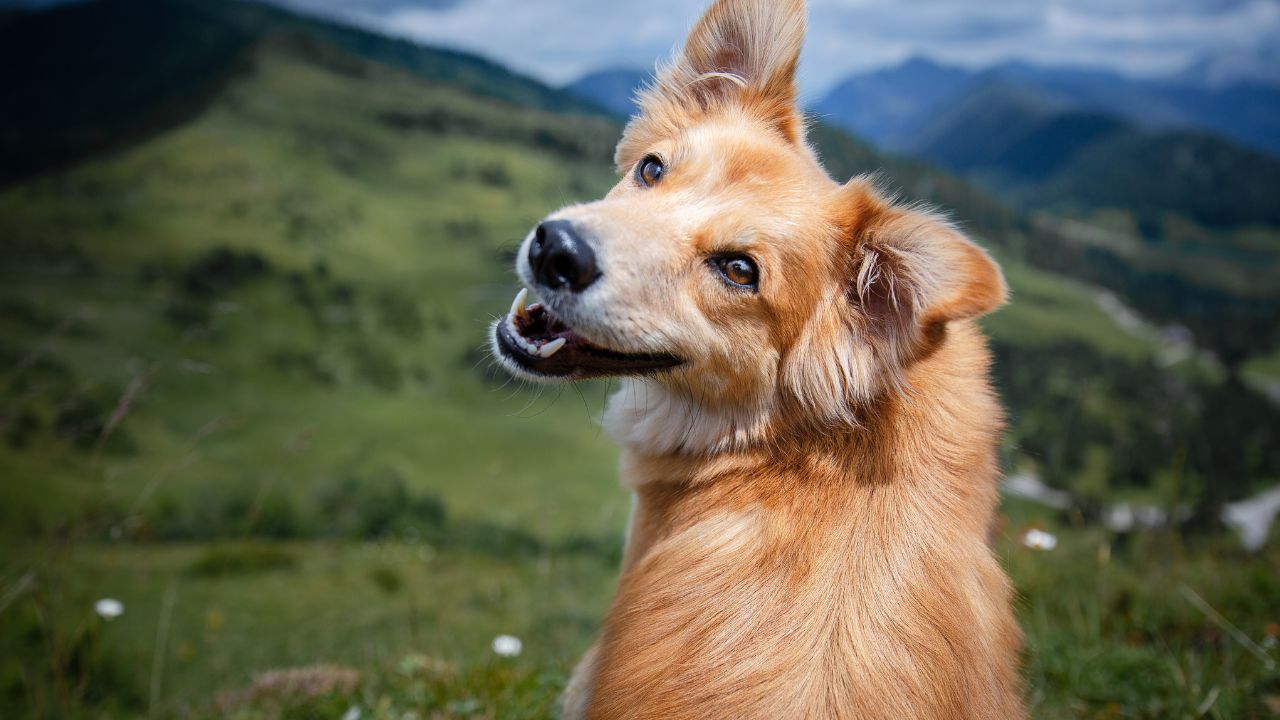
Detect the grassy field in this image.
<box><xmin>6</xmin><ymin>518</ymin><xmax>1277</xmax><ymax>719</ymax></box>
<box><xmin>2</xmin><ymin>21</ymin><xmax>1278</xmax><ymax>720</ymax></box>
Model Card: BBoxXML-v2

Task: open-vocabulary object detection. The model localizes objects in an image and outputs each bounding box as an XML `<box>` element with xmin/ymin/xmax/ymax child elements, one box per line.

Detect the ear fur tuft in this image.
<box><xmin>637</xmin><ymin>0</ymin><xmax>807</xmax><ymax>144</ymax></box>
<box><xmin>852</xmin><ymin>194</ymin><xmax>1009</xmax><ymax>350</ymax></box>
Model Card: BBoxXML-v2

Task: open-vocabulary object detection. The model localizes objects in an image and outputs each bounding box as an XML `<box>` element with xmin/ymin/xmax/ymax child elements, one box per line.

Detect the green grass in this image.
<box><xmin>1035</xmin><ymin>210</ymin><xmax>1280</xmax><ymax>299</ymax></box>
<box><xmin>1246</xmin><ymin>350</ymin><xmax>1280</xmax><ymax>380</ymax></box>
<box><xmin>2</xmin><ymin>540</ymin><xmax>618</xmax><ymax>717</ymax></box>
<box><xmin>5</xmin><ymin>519</ymin><xmax>1276</xmax><ymax>719</ymax></box>
<box><xmin>983</xmin><ymin>246</ymin><xmax>1160</xmax><ymax>362</ymax></box>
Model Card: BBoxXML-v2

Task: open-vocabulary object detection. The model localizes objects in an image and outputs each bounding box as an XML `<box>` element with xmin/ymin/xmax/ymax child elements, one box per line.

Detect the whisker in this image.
<box><xmin>523</xmin><ymin>385</ymin><xmax>565</xmax><ymax>420</ymax></box>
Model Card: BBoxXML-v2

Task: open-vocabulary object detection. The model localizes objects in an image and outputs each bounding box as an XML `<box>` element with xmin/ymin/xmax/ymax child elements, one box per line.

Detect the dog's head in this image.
<box><xmin>492</xmin><ymin>0</ymin><xmax>1006</xmax><ymax>453</ymax></box>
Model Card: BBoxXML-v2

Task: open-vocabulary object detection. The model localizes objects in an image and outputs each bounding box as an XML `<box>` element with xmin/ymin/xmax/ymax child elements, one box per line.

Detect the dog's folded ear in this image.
<box><xmin>783</xmin><ymin>184</ymin><xmax>1007</xmax><ymax>417</ymax></box>
<box><xmin>647</xmin><ymin>0</ymin><xmax>807</xmax><ymax>143</ymax></box>
<box><xmin>844</xmin><ymin>184</ymin><xmax>1009</xmax><ymax>353</ymax></box>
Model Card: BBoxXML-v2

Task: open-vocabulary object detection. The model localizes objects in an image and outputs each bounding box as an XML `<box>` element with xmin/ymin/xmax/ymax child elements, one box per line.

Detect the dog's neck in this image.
<box><xmin>603</xmin><ymin>379</ymin><xmax>775</xmax><ymax>458</ymax></box>
<box><xmin>604</xmin><ymin>322</ymin><xmax>1004</xmax><ymax>527</ymax></box>
<box><xmin>606</xmin><ymin>319</ymin><xmax>1001</xmax><ymax>459</ymax></box>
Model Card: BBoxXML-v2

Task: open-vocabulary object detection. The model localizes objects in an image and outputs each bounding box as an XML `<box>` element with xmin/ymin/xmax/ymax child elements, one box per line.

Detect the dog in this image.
<box><xmin>490</xmin><ymin>0</ymin><xmax>1025</xmax><ymax>717</ymax></box>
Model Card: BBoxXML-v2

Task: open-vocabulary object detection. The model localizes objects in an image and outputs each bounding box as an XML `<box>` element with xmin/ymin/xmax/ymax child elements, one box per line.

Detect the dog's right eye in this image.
<box><xmin>710</xmin><ymin>255</ymin><xmax>760</xmax><ymax>291</ymax></box>
<box><xmin>636</xmin><ymin>155</ymin><xmax>666</xmax><ymax>188</ymax></box>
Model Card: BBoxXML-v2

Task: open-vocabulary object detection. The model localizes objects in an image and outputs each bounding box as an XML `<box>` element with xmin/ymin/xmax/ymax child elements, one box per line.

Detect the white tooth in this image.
<box><xmin>509</xmin><ymin>288</ymin><xmax>529</xmax><ymax>319</ymax></box>
<box><xmin>540</xmin><ymin>338</ymin><xmax>567</xmax><ymax>358</ymax></box>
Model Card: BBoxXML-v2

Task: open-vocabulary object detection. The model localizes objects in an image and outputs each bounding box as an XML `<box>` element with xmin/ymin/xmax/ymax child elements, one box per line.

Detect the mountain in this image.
<box><xmin>904</xmin><ymin>78</ymin><xmax>1115</xmax><ymax>180</ymax></box>
<box><xmin>813</xmin><ymin>58</ymin><xmax>975</xmax><ymax>149</ymax></box>
<box><xmin>988</xmin><ymin>61</ymin><xmax>1280</xmax><ymax>157</ymax></box>
<box><xmin>565</xmin><ymin>67</ymin><xmax>651</xmax><ymax>118</ymax></box>
<box><xmin>0</xmin><ymin>0</ymin><xmax>606</xmax><ymax>185</ymax></box>
<box><xmin>1026</xmin><ymin>127</ymin><xmax>1280</xmax><ymax>229</ymax></box>
<box><xmin>901</xmin><ymin>74</ymin><xmax>1280</xmax><ymax>230</ymax></box>
<box><xmin>1179</xmin><ymin>45</ymin><xmax>1280</xmax><ymax>89</ymax></box>
<box><xmin>817</xmin><ymin>57</ymin><xmax>1280</xmax><ymax>158</ymax></box>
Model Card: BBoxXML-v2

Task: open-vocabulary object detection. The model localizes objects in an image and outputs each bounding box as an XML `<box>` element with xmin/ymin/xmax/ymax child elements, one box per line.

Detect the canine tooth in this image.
<box><xmin>540</xmin><ymin>338</ymin><xmax>567</xmax><ymax>358</ymax></box>
<box><xmin>510</xmin><ymin>288</ymin><xmax>530</xmax><ymax>319</ymax></box>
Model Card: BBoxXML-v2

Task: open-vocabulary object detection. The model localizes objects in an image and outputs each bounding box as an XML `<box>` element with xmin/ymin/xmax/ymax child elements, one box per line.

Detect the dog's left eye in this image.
<box><xmin>636</xmin><ymin>155</ymin><xmax>665</xmax><ymax>188</ymax></box>
<box><xmin>711</xmin><ymin>255</ymin><xmax>759</xmax><ymax>290</ymax></box>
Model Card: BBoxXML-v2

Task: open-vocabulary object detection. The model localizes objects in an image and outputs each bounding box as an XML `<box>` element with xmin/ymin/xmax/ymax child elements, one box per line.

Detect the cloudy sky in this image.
<box><xmin>265</xmin><ymin>0</ymin><xmax>1280</xmax><ymax>96</ymax></box>
<box><xmin>10</xmin><ymin>0</ymin><xmax>1280</xmax><ymax>95</ymax></box>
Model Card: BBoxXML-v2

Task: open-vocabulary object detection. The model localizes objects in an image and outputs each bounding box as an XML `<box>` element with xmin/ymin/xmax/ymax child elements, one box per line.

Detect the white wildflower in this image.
<box><xmin>1022</xmin><ymin>529</ymin><xmax>1059</xmax><ymax>551</ymax></box>
<box><xmin>94</xmin><ymin>598</ymin><xmax>125</xmax><ymax>620</ymax></box>
<box><xmin>492</xmin><ymin>635</ymin><xmax>523</xmax><ymax>658</ymax></box>
<box><xmin>341</xmin><ymin>706</ymin><xmax>362</xmax><ymax>720</ymax></box>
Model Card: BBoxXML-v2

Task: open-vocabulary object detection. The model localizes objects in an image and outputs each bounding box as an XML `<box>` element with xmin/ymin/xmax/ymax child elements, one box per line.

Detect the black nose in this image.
<box><xmin>529</xmin><ymin>220</ymin><xmax>600</xmax><ymax>293</ymax></box>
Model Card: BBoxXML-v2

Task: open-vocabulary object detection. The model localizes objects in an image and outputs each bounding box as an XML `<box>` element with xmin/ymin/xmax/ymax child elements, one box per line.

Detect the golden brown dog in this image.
<box><xmin>491</xmin><ymin>0</ymin><xmax>1024</xmax><ymax>717</ymax></box>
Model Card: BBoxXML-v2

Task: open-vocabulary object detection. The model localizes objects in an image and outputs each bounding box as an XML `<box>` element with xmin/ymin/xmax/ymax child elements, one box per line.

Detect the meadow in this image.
<box><xmin>1</xmin><ymin>5</ymin><xmax>1278</xmax><ymax>719</ymax></box>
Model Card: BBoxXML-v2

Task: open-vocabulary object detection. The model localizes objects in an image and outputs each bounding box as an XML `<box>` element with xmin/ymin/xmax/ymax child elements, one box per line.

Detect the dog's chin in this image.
<box><xmin>492</xmin><ymin>290</ymin><xmax>682</xmax><ymax>382</ymax></box>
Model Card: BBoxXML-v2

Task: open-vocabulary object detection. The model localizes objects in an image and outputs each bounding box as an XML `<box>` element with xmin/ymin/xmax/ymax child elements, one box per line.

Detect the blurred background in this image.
<box><xmin>1</xmin><ymin>0</ymin><xmax>1277</xmax><ymax>717</ymax></box>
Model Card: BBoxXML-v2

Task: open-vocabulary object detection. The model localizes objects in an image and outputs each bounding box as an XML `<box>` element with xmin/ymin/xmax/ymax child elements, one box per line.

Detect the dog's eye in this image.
<box><xmin>636</xmin><ymin>155</ymin><xmax>665</xmax><ymax>188</ymax></box>
<box><xmin>711</xmin><ymin>255</ymin><xmax>759</xmax><ymax>290</ymax></box>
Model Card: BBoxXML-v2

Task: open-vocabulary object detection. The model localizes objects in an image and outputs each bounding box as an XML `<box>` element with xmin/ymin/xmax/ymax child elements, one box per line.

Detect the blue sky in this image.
<box><xmin>8</xmin><ymin>0</ymin><xmax>1279</xmax><ymax>94</ymax></box>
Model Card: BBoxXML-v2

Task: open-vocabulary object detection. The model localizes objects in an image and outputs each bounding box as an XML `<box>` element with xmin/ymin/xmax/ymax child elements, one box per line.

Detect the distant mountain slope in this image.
<box><xmin>813</xmin><ymin>58</ymin><xmax>976</xmax><ymax>149</ymax></box>
<box><xmin>903</xmin><ymin>75</ymin><xmax>1280</xmax><ymax>231</ymax></box>
<box><xmin>1028</xmin><ymin>128</ymin><xmax>1280</xmax><ymax>229</ymax></box>
<box><xmin>904</xmin><ymin>78</ymin><xmax>1112</xmax><ymax>177</ymax></box>
<box><xmin>566</xmin><ymin>68</ymin><xmax>651</xmax><ymax>118</ymax></box>
<box><xmin>1179</xmin><ymin>45</ymin><xmax>1280</xmax><ymax>89</ymax></box>
<box><xmin>0</xmin><ymin>0</ymin><xmax>606</xmax><ymax>185</ymax></box>
<box><xmin>817</xmin><ymin>57</ymin><xmax>1280</xmax><ymax>157</ymax></box>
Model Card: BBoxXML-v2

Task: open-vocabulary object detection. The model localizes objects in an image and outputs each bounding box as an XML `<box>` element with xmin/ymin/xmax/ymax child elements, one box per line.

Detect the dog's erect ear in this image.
<box><xmin>650</xmin><ymin>0</ymin><xmax>806</xmax><ymax>142</ymax></box>
<box><xmin>845</xmin><ymin>184</ymin><xmax>1008</xmax><ymax>350</ymax></box>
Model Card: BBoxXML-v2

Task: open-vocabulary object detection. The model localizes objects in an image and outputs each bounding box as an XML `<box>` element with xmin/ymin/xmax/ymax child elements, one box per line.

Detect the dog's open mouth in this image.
<box><xmin>494</xmin><ymin>289</ymin><xmax>682</xmax><ymax>380</ymax></box>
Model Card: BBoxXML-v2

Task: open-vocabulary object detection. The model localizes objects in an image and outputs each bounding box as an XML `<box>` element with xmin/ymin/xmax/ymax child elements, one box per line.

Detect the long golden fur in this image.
<box><xmin>495</xmin><ymin>0</ymin><xmax>1025</xmax><ymax>716</ymax></box>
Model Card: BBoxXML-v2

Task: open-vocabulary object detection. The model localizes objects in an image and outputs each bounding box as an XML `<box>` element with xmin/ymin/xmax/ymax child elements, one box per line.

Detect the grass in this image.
<box><xmin>2</xmin><ymin>540</ymin><xmax>618</xmax><ymax>717</ymax></box>
<box><xmin>983</xmin><ymin>246</ymin><xmax>1160</xmax><ymax>363</ymax></box>
<box><xmin>4</xmin><ymin>518</ymin><xmax>1276</xmax><ymax>719</ymax></box>
<box><xmin>1037</xmin><ymin>209</ymin><xmax>1280</xmax><ymax>299</ymax></box>
<box><xmin>1246</xmin><ymin>351</ymin><xmax>1280</xmax><ymax>380</ymax></box>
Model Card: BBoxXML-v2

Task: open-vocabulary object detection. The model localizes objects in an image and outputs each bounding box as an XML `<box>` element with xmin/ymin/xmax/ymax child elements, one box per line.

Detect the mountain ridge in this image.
<box><xmin>815</xmin><ymin>56</ymin><xmax>1280</xmax><ymax>158</ymax></box>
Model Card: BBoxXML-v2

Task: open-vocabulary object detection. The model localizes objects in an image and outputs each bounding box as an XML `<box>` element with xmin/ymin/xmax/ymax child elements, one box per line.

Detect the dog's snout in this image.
<box><xmin>530</xmin><ymin>220</ymin><xmax>600</xmax><ymax>293</ymax></box>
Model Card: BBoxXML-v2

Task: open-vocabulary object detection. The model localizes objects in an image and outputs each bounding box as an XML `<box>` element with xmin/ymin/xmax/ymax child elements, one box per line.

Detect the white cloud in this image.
<box><xmin>274</xmin><ymin>0</ymin><xmax>1280</xmax><ymax>94</ymax></box>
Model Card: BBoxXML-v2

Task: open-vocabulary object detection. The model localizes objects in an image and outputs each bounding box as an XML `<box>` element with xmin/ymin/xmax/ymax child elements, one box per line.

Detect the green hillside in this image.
<box><xmin>0</xmin><ymin>0</ymin><xmax>605</xmax><ymax>186</ymax></box>
<box><xmin>1028</xmin><ymin>128</ymin><xmax>1280</xmax><ymax>229</ymax></box>
<box><xmin>2</xmin><ymin>4</ymin><xmax>1279</xmax><ymax>718</ymax></box>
